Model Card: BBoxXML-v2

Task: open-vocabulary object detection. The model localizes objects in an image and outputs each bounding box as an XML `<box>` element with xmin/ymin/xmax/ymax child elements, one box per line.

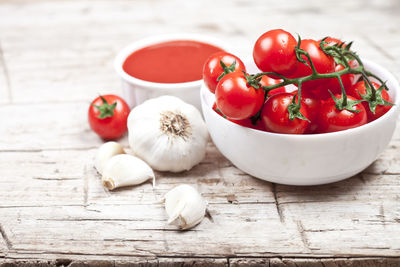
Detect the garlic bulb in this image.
<box><xmin>95</xmin><ymin>141</ymin><xmax>125</xmax><ymax>175</ymax></box>
<box><xmin>127</xmin><ymin>96</ymin><xmax>208</xmax><ymax>172</ymax></box>
<box><xmin>102</xmin><ymin>154</ymin><xmax>155</xmax><ymax>190</ymax></box>
<box><xmin>163</xmin><ymin>184</ymin><xmax>207</xmax><ymax>230</ymax></box>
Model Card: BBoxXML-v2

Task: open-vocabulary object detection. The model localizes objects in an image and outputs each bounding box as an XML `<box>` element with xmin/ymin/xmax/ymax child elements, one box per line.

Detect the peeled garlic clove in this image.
<box><xmin>102</xmin><ymin>154</ymin><xmax>155</xmax><ymax>190</ymax></box>
<box><xmin>95</xmin><ymin>141</ymin><xmax>125</xmax><ymax>175</ymax></box>
<box><xmin>163</xmin><ymin>184</ymin><xmax>206</xmax><ymax>230</ymax></box>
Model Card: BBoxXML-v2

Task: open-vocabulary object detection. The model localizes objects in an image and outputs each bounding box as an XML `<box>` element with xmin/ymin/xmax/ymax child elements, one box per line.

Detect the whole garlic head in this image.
<box><xmin>163</xmin><ymin>184</ymin><xmax>207</xmax><ymax>230</ymax></box>
<box><xmin>102</xmin><ymin>154</ymin><xmax>155</xmax><ymax>190</ymax></box>
<box><xmin>128</xmin><ymin>96</ymin><xmax>208</xmax><ymax>172</ymax></box>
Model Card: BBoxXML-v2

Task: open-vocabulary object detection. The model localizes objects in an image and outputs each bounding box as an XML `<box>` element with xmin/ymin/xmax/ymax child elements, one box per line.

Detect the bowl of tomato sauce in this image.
<box><xmin>115</xmin><ymin>34</ymin><xmax>230</xmax><ymax>110</ymax></box>
<box><xmin>201</xmin><ymin>59</ymin><xmax>400</xmax><ymax>185</ymax></box>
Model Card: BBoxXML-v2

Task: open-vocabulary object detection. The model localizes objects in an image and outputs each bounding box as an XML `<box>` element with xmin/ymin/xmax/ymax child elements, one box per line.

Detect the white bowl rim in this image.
<box><xmin>201</xmin><ymin>59</ymin><xmax>400</xmax><ymax>139</ymax></box>
<box><xmin>114</xmin><ymin>33</ymin><xmax>231</xmax><ymax>90</ymax></box>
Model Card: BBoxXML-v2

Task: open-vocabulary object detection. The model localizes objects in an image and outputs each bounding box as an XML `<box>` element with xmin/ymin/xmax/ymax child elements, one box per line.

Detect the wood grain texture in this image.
<box><xmin>1</xmin><ymin>0</ymin><xmax>400</xmax><ymax>265</ymax></box>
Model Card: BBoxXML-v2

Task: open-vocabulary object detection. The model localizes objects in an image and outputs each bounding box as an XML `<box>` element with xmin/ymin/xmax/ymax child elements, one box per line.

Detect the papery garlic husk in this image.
<box><xmin>163</xmin><ymin>184</ymin><xmax>207</xmax><ymax>230</ymax></box>
<box><xmin>102</xmin><ymin>154</ymin><xmax>155</xmax><ymax>190</ymax></box>
<box><xmin>95</xmin><ymin>141</ymin><xmax>125</xmax><ymax>175</ymax></box>
<box><xmin>127</xmin><ymin>95</ymin><xmax>208</xmax><ymax>172</ymax></box>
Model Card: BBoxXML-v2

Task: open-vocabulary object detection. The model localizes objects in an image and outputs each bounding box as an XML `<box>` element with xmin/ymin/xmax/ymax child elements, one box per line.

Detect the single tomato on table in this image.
<box><xmin>347</xmin><ymin>81</ymin><xmax>393</xmax><ymax>121</ymax></box>
<box><xmin>253</xmin><ymin>29</ymin><xmax>298</xmax><ymax>77</ymax></box>
<box><xmin>261</xmin><ymin>93</ymin><xmax>310</xmax><ymax>134</ymax></box>
<box><xmin>88</xmin><ymin>95</ymin><xmax>130</xmax><ymax>140</ymax></box>
<box><xmin>317</xmin><ymin>95</ymin><xmax>367</xmax><ymax>133</ymax></box>
<box><xmin>202</xmin><ymin>52</ymin><xmax>246</xmax><ymax>93</ymax></box>
<box><xmin>215</xmin><ymin>72</ymin><xmax>265</xmax><ymax>120</ymax></box>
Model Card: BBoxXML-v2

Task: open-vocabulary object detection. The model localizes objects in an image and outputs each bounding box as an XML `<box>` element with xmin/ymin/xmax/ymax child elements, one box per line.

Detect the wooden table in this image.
<box><xmin>1</xmin><ymin>0</ymin><xmax>400</xmax><ymax>266</ymax></box>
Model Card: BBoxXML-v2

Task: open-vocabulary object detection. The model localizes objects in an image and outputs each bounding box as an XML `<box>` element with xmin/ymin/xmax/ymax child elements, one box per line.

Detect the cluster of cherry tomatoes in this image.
<box><xmin>202</xmin><ymin>29</ymin><xmax>393</xmax><ymax>134</ymax></box>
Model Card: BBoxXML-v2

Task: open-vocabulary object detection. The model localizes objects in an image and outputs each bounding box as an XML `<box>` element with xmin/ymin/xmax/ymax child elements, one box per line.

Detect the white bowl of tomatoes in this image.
<box><xmin>200</xmin><ymin>29</ymin><xmax>400</xmax><ymax>185</ymax></box>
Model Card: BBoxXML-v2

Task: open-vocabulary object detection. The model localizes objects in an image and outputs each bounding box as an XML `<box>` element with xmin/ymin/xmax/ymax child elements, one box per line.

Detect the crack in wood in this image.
<box><xmin>272</xmin><ymin>183</ymin><xmax>285</xmax><ymax>223</ymax></box>
<box><xmin>379</xmin><ymin>204</ymin><xmax>386</xmax><ymax>228</ymax></box>
<box><xmin>32</xmin><ymin>176</ymin><xmax>80</xmax><ymax>181</ymax></box>
<box><xmin>296</xmin><ymin>221</ymin><xmax>311</xmax><ymax>252</ymax></box>
<box><xmin>0</xmin><ymin>41</ymin><xmax>12</xmax><ymax>103</ymax></box>
<box><xmin>0</xmin><ymin>223</ymin><xmax>12</xmax><ymax>249</ymax></box>
<box><xmin>83</xmin><ymin>165</ymin><xmax>89</xmax><ymax>207</ymax></box>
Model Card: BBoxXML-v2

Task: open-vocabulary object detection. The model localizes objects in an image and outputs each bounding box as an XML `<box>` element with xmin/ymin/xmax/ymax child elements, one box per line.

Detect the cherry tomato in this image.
<box><xmin>347</xmin><ymin>81</ymin><xmax>393</xmax><ymax>121</ymax></box>
<box><xmin>215</xmin><ymin>72</ymin><xmax>265</xmax><ymax>120</ymax></box>
<box><xmin>261</xmin><ymin>93</ymin><xmax>310</xmax><ymax>134</ymax></box>
<box><xmin>317</xmin><ymin>95</ymin><xmax>367</xmax><ymax>133</ymax></box>
<box><xmin>88</xmin><ymin>95</ymin><xmax>130</xmax><ymax>140</ymax></box>
<box><xmin>322</xmin><ymin>37</ymin><xmax>346</xmax><ymax>47</ymax></box>
<box><xmin>328</xmin><ymin>61</ymin><xmax>357</xmax><ymax>95</ymax></box>
<box><xmin>291</xmin><ymin>39</ymin><xmax>335</xmax><ymax>93</ymax></box>
<box><xmin>253</xmin><ymin>29</ymin><xmax>298</xmax><ymax>76</ymax></box>
<box><xmin>203</xmin><ymin>52</ymin><xmax>246</xmax><ymax>93</ymax></box>
<box><xmin>301</xmin><ymin>91</ymin><xmax>321</xmax><ymax>134</ymax></box>
<box><xmin>259</xmin><ymin>75</ymin><xmax>286</xmax><ymax>96</ymax></box>
<box><xmin>212</xmin><ymin>103</ymin><xmax>265</xmax><ymax>130</ymax></box>
<box><xmin>317</xmin><ymin>37</ymin><xmax>357</xmax><ymax>98</ymax></box>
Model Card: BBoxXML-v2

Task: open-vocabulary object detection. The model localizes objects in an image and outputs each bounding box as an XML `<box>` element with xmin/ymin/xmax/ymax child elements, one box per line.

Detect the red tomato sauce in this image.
<box><xmin>123</xmin><ymin>40</ymin><xmax>224</xmax><ymax>83</ymax></box>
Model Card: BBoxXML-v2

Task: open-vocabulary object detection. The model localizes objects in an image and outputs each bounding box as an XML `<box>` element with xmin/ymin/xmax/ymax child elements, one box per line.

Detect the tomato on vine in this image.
<box><xmin>215</xmin><ymin>72</ymin><xmax>265</xmax><ymax>120</ymax></box>
<box><xmin>317</xmin><ymin>94</ymin><xmax>367</xmax><ymax>133</ymax></box>
<box><xmin>203</xmin><ymin>52</ymin><xmax>246</xmax><ymax>93</ymax></box>
<box><xmin>261</xmin><ymin>93</ymin><xmax>310</xmax><ymax>134</ymax></box>
<box><xmin>301</xmin><ymin>91</ymin><xmax>321</xmax><ymax>133</ymax></box>
<box><xmin>347</xmin><ymin>81</ymin><xmax>393</xmax><ymax>121</ymax></box>
<box><xmin>259</xmin><ymin>75</ymin><xmax>286</xmax><ymax>96</ymax></box>
<box><xmin>291</xmin><ymin>39</ymin><xmax>335</xmax><ymax>94</ymax></box>
<box><xmin>212</xmin><ymin>103</ymin><xmax>264</xmax><ymax>130</ymax></box>
<box><xmin>253</xmin><ymin>29</ymin><xmax>298</xmax><ymax>77</ymax></box>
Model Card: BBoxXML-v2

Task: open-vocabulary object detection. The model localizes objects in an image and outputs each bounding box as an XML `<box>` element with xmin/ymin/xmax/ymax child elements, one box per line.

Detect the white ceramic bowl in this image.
<box><xmin>114</xmin><ymin>34</ymin><xmax>230</xmax><ymax>110</ymax></box>
<box><xmin>201</xmin><ymin>60</ymin><xmax>400</xmax><ymax>185</ymax></box>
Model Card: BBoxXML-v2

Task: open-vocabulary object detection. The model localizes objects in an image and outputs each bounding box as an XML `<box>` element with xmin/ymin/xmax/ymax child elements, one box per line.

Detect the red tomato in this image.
<box><xmin>291</xmin><ymin>39</ymin><xmax>335</xmax><ymax>93</ymax></box>
<box><xmin>317</xmin><ymin>37</ymin><xmax>357</xmax><ymax>98</ymax></box>
<box><xmin>301</xmin><ymin>92</ymin><xmax>321</xmax><ymax>134</ymax></box>
<box><xmin>321</xmin><ymin>37</ymin><xmax>346</xmax><ymax>47</ymax></box>
<box><xmin>253</xmin><ymin>29</ymin><xmax>298</xmax><ymax>76</ymax></box>
<box><xmin>215</xmin><ymin>72</ymin><xmax>265</xmax><ymax>120</ymax></box>
<box><xmin>261</xmin><ymin>93</ymin><xmax>310</xmax><ymax>134</ymax></box>
<box><xmin>328</xmin><ymin>61</ymin><xmax>357</xmax><ymax>96</ymax></box>
<box><xmin>88</xmin><ymin>95</ymin><xmax>130</xmax><ymax>140</ymax></box>
<box><xmin>317</xmin><ymin>95</ymin><xmax>367</xmax><ymax>133</ymax></box>
<box><xmin>212</xmin><ymin>103</ymin><xmax>265</xmax><ymax>130</ymax></box>
<box><xmin>347</xmin><ymin>81</ymin><xmax>393</xmax><ymax>121</ymax></box>
<box><xmin>203</xmin><ymin>52</ymin><xmax>246</xmax><ymax>93</ymax></box>
<box><xmin>259</xmin><ymin>75</ymin><xmax>286</xmax><ymax>96</ymax></box>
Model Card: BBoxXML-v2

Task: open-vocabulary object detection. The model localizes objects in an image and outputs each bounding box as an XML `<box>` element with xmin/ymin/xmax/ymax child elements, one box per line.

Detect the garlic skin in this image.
<box><xmin>95</xmin><ymin>141</ymin><xmax>125</xmax><ymax>175</ymax></box>
<box><xmin>163</xmin><ymin>184</ymin><xmax>207</xmax><ymax>230</ymax></box>
<box><xmin>128</xmin><ymin>96</ymin><xmax>208</xmax><ymax>172</ymax></box>
<box><xmin>102</xmin><ymin>154</ymin><xmax>155</xmax><ymax>190</ymax></box>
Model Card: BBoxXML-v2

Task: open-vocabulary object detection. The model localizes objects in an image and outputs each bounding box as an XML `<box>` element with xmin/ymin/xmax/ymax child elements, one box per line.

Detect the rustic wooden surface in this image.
<box><xmin>1</xmin><ymin>0</ymin><xmax>400</xmax><ymax>266</ymax></box>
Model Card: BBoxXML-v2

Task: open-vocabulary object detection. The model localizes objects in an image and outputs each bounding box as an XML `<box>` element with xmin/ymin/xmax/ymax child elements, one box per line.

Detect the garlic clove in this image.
<box><xmin>102</xmin><ymin>154</ymin><xmax>155</xmax><ymax>190</ymax></box>
<box><xmin>95</xmin><ymin>141</ymin><xmax>125</xmax><ymax>175</ymax></box>
<box><xmin>163</xmin><ymin>184</ymin><xmax>207</xmax><ymax>230</ymax></box>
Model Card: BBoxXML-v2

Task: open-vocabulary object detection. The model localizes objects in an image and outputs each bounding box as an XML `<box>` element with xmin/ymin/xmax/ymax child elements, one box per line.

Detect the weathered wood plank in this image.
<box><xmin>0</xmin><ymin>150</ymin><xmax>91</xmax><ymax>207</ymax></box>
<box><xmin>0</xmin><ymin>42</ymin><xmax>10</xmax><ymax>104</ymax></box>
<box><xmin>0</xmin><ymin>103</ymin><xmax>127</xmax><ymax>151</ymax></box>
<box><xmin>1</xmin><ymin>0</ymin><xmax>400</xmax><ymax>263</ymax></box>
